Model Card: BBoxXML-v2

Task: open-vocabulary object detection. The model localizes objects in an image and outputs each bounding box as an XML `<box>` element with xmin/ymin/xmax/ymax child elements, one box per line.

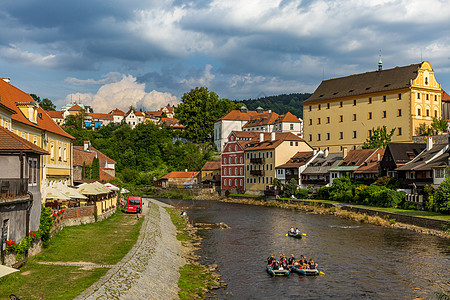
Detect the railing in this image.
<box><xmin>250</xmin><ymin>170</ymin><xmax>265</xmax><ymax>176</ymax></box>
<box><xmin>0</xmin><ymin>178</ymin><xmax>29</xmax><ymax>199</ymax></box>
<box><xmin>250</xmin><ymin>157</ymin><xmax>265</xmax><ymax>164</ymax></box>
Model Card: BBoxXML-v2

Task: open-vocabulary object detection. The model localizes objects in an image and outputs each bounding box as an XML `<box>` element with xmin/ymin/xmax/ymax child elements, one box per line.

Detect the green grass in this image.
<box><xmin>0</xmin><ymin>211</ymin><xmax>143</xmax><ymax>300</ymax></box>
<box><xmin>165</xmin><ymin>208</ymin><xmax>192</xmax><ymax>243</ymax></box>
<box><xmin>229</xmin><ymin>193</ymin><xmax>262</xmax><ymax>198</ymax></box>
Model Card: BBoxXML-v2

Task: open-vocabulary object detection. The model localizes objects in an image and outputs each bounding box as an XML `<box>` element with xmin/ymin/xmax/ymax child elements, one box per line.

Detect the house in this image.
<box><xmin>62</xmin><ymin>103</ymin><xmax>84</xmax><ymax>119</ymax></box>
<box><xmin>441</xmin><ymin>90</ymin><xmax>450</xmax><ymax>121</ymax></box>
<box><xmin>73</xmin><ymin>141</ymin><xmax>116</xmax><ymax>182</ymax></box>
<box><xmin>0</xmin><ymin>125</ymin><xmax>48</xmax><ymax>243</ymax></box>
<box><xmin>201</xmin><ymin>161</ymin><xmax>221</xmax><ymax>184</ymax></box>
<box><xmin>135</xmin><ymin>111</ymin><xmax>145</xmax><ymax>124</ymax></box>
<box><xmin>160</xmin><ymin>106</ymin><xmax>175</xmax><ymax>118</ymax></box>
<box><xmin>145</xmin><ymin>110</ymin><xmax>163</xmax><ymax>124</ymax></box>
<box><xmin>85</xmin><ymin>113</ymin><xmax>113</xmax><ymax>129</ymax></box>
<box><xmin>301</xmin><ymin>151</ymin><xmax>343</xmax><ymax>189</ymax></box>
<box><xmin>124</xmin><ymin>110</ymin><xmax>141</xmax><ymax>129</ymax></box>
<box><xmin>272</xmin><ymin>112</ymin><xmax>303</xmax><ymax>137</ymax></box>
<box><xmin>156</xmin><ymin>171</ymin><xmax>200</xmax><ymax>188</ymax></box>
<box><xmin>221</xmin><ymin>131</ymin><xmax>260</xmax><ymax>192</ymax></box>
<box><xmin>329</xmin><ymin>148</ymin><xmax>384</xmax><ymax>184</ymax></box>
<box><xmin>303</xmin><ymin>61</ymin><xmax>443</xmax><ymax>152</ymax></box>
<box><xmin>0</xmin><ymin>78</ymin><xmax>75</xmax><ymax>200</ymax></box>
<box><xmin>242</xmin><ymin>111</ymin><xmax>280</xmax><ymax>132</ymax></box>
<box><xmin>160</xmin><ymin>118</ymin><xmax>184</xmax><ymax>131</ymax></box>
<box><xmin>275</xmin><ymin>151</ymin><xmax>316</xmax><ymax>185</ymax></box>
<box><xmin>110</xmin><ymin>108</ymin><xmax>125</xmax><ymax>123</ymax></box>
<box><xmin>244</xmin><ymin>132</ymin><xmax>313</xmax><ymax>194</ymax></box>
<box><xmin>46</xmin><ymin>110</ymin><xmax>64</xmax><ymax>126</ymax></box>
<box><xmin>395</xmin><ymin>137</ymin><xmax>448</xmax><ymax>193</ymax></box>
<box><xmin>380</xmin><ymin>142</ymin><xmax>426</xmax><ymax>177</ymax></box>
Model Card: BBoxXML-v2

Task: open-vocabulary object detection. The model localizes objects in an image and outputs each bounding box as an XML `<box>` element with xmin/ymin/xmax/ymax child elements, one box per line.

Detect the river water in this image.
<box><xmin>161</xmin><ymin>199</ymin><xmax>450</xmax><ymax>299</ymax></box>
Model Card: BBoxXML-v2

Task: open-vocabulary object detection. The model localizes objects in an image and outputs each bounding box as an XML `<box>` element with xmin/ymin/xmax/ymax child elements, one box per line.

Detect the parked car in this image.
<box><xmin>126</xmin><ymin>196</ymin><xmax>142</xmax><ymax>214</ymax></box>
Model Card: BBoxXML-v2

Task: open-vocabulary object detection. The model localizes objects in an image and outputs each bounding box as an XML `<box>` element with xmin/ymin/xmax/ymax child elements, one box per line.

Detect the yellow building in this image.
<box><xmin>0</xmin><ymin>78</ymin><xmax>75</xmax><ymax>197</ymax></box>
<box><xmin>303</xmin><ymin>61</ymin><xmax>442</xmax><ymax>152</ymax></box>
<box><xmin>245</xmin><ymin>132</ymin><xmax>313</xmax><ymax>194</ymax></box>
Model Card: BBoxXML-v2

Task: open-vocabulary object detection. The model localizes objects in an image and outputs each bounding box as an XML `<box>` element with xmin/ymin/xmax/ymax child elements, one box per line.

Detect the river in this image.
<box><xmin>161</xmin><ymin>199</ymin><xmax>450</xmax><ymax>299</ymax></box>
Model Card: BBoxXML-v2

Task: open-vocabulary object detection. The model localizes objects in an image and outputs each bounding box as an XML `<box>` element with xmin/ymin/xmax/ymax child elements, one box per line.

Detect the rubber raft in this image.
<box><xmin>266</xmin><ymin>265</ymin><xmax>290</xmax><ymax>276</ymax></box>
<box><xmin>287</xmin><ymin>231</ymin><xmax>303</xmax><ymax>239</ymax></box>
<box><xmin>290</xmin><ymin>265</ymin><xmax>320</xmax><ymax>276</ymax></box>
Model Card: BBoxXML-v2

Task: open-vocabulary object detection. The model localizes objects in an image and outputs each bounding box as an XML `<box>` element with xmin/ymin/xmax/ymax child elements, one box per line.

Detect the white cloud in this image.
<box><xmin>0</xmin><ymin>44</ymin><xmax>57</xmax><ymax>68</ymax></box>
<box><xmin>65</xmin><ymin>72</ymin><xmax>123</xmax><ymax>85</ymax></box>
<box><xmin>65</xmin><ymin>74</ymin><xmax>179</xmax><ymax>113</ymax></box>
<box><xmin>180</xmin><ymin>64</ymin><xmax>216</xmax><ymax>88</ymax></box>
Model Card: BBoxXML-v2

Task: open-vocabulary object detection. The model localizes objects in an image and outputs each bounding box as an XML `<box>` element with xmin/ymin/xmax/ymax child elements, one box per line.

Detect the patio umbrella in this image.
<box><xmin>45</xmin><ymin>187</ymin><xmax>70</xmax><ymax>200</ymax></box>
<box><xmin>52</xmin><ymin>183</ymin><xmax>87</xmax><ymax>200</ymax></box>
<box><xmin>120</xmin><ymin>188</ymin><xmax>130</xmax><ymax>194</ymax></box>
<box><xmin>77</xmin><ymin>183</ymin><xmax>104</xmax><ymax>195</ymax></box>
<box><xmin>104</xmin><ymin>183</ymin><xmax>119</xmax><ymax>191</ymax></box>
<box><xmin>0</xmin><ymin>265</ymin><xmax>19</xmax><ymax>278</ymax></box>
<box><xmin>92</xmin><ymin>181</ymin><xmax>112</xmax><ymax>193</ymax></box>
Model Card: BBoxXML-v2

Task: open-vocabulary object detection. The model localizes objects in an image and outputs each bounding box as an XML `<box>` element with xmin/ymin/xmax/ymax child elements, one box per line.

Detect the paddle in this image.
<box><xmin>285</xmin><ymin>233</ymin><xmax>306</xmax><ymax>236</ymax></box>
<box><xmin>319</xmin><ymin>271</ymin><xmax>325</xmax><ymax>276</ymax></box>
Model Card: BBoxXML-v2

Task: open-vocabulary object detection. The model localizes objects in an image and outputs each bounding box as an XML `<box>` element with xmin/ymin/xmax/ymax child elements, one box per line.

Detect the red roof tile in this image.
<box><xmin>242</xmin><ymin>112</ymin><xmax>280</xmax><ymax>128</ymax></box>
<box><xmin>0</xmin><ymin>126</ymin><xmax>48</xmax><ymax>154</ymax></box>
<box><xmin>442</xmin><ymin>90</ymin><xmax>450</xmax><ymax>102</ymax></box>
<box><xmin>67</xmin><ymin>104</ymin><xmax>83</xmax><ymax>111</ymax></box>
<box><xmin>161</xmin><ymin>171</ymin><xmax>199</xmax><ymax>179</ymax></box>
<box><xmin>87</xmin><ymin>113</ymin><xmax>113</xmax><ymax>120</ymax></box>
<box><xmin>275</xmin><ymin>112</ymin><xmax>301</xmax><ymax>123</ymax></box>
<box><xmin>74</xmin><ymin>145</ymin><xmax>116</xmax><ymax>166</ymax></box>
<box><xmin>110</xmin><ymin>108</ymin><xmax>125</xmax><ymax>116</ymax></box>
<box><xmin>201</xmin><ymin>161</ymin><xmax>221</xmax><ymax>171</ymax></box>
<box><xmin>244</xmin><ymin>132</ymin><xmax>305</xmax><ymax>150</ymax></box>
<box><xmin>46</xmin><ymin>110</ymin><xmax>64</xmax><ymax>118</ymax></box>
<box><xmin>218</xmin><ymin>109</ymin><xmax>265</xmax><ymax>121</ymax></box>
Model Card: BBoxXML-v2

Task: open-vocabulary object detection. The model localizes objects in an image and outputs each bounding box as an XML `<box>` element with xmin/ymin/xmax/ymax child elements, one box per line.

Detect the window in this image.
<box><xmin>398</xmin><ymin>93</ymin><xmax>402</xmax><ymax>100</ymax></box>
<box><xmin>240</xmin><ymin>157</ymin><xmax>243</xmax><ymax>163</ymax></box>
<box><xmin>326</xmin><ymin>117</ymin><xmax>330</xmax><ymax>123</ymax></box>
<box><xmin>235</xmin><ymin>145</ymin><xmax>237</xmax><ymax>151</ymax></box>
<box><xmin>309</xmin><ymin>106</ymin><xmax>312</xmax><ymax>111</ymax></box>
<box><xmin>290</xmin><ymin>141</ymin><xmax>293</xmax><ymax>146</ymax></box>
<box><xmin>426</xmin><ymin>94</ymin><xmax>429</xmax><ymax>100</ymax></box>
<box><xmin>418</xmin><ymin>108</ymin><xmax>421</xmax><ymax>116</ymax></box>
<box><xmin>398</xmin><ymin>109</ymin><xmax>402</xmax><ymax>117</ymax></box>
<box><xmin>368</xmin><ymin>130</ymin><xmax>372</xmax><ymax>137</ymax></box>
<box><xmin>309</xmin><ymin>119</ymin><xmax>312</xmax><ymax>125</ymax></box>
<box><xmin>290</xmin><ymin>124</ymin><xmax>294</xmax><ymax>130</ymax></box>
<box><xmin>353</xmin><ymin>99</ymin><xmax>356</xmax><ymax>106</ymax></box>
<box><xmin>317</xmin><ymin>133</ymin><xmax>321</xmax><ymax>141</ymax></box>
<box><xmin>398</xmin><ymin>127</ymin><xmax>402</xmax><ymax>136</ymax></box>
<box><xmin>368</xmin><ymin>112</ymin><xmax>372</xmax><ymax>120</ymax></box>
<box><xmin>229</xmin><ymin>179</ymin><xmax>232</xmax><ymax>186</ymax></box>
<box><xmin>224</xmin><ymin>168</ymin><xmax>227</xmax><ymax>176</ymax></box>
<box><xmin>340</xmin><ymin>102</ymin><xmax>343</xmax><ymax>108</ymax></box>
<box><xmin>28</xmin><ymin>158</ymin><xmax>38</xmax><ymax>185</ymax></box>
<box><xmin>434</xmin><ymin>110</ymin><xmax>438</xmax><ymax>118</ymax></box>
<box><xmin>383</xmin><ymin>95</ymin><xmax>386</xmax><ymax>102</ymax></box>
<box><xmin>240</xmin><ymin>179</ymin><xmax>243</xmax><ymax>186</ymax></box>
<box><xmin>368</xmin><ymin>97</ymin><xmax>372</xmax><ymax>104</ymax></box>
<box><xmin>246</xmin><ymin>165</ymin><xmax>249</xmax><ymax>171</ymax></box>
<box><xmin>339</xmin><ymin>115</ymin><xmax>343</xmax><ymax>122</ymax></box>
<box><xmin>309</xmin><ymin>134</ymin><xmax>312</xmax><ymax>142</ymax></box>
<box><xmin>435</xmin><ymin>95</ymin><xmax>437</xmax><ymax>101</ymax></box>
<box><xmin>235</xmin><ymin>167</ymin><xmax>237</xmax><ymax>175</ymax></box>
<box><xmin>353</xmin><ymin>114</ymin><xmax>356</xmax><ymax>121</ymax></box>
<box><xmin>317</xmin><ymin>118</ymin><xmax>321</xmax><ymax>124</ymax></box>
<box><xmin>382</xmin><ymin>111</ymin><xmax>387</xmax><ymax>118</ymax></box>
<box><xmin>246</xmin><ymin>153</ymin><xmax>249</xmax><ymax>159</ymax></box>
<box><xmin>326</xmin><ymin>133</ymin><xmax>330</xmax><ymax>140</ymax></box>
<box><xmin>417</xmin><ymin>93</ymin><xmax>420</xmax><ymax>99</ymax></box>
<box><xmin>425</xmin><ymin>77</ymin><xmax>428</xmax><ymax>85</ymax></box>
<box><xmin>224</xmin><ymin>157</ymin><xmax>227</xmax><ymax>164</ymax></box>
<box><xmin>426</xmin><ymin>109</ymin><xmax>429</xmax><ymax>117</ymax></box>
<box><xmin>352</xmin><ymin>131</ymin><xmax>357</xmax><ymax>138</ymax></box>
<box><xmin>318</xmin><ymin>104</ymin><xmax>321</xmax><ymax>110</ymax></box>
<box><xmin>327</xmin><ymin>103</ymin><xmax>330</xmax><ymax>109</ymax></box>
<box><xmin>50</xmin><ymin>144</ymin><xmax>55</xmax><ymax>160</ymax></box>
<box><xmin>435</xmin><ymin>169</ymin><xmax>445</xmax><ymax>178</ymax></box>
<box><xmin>339</xmin><ymin>132</ymin><xmax>343</xmax><ymax>139</ymax></box>
<box><xmin>235</xmin><ymin>179</ymin><xmax>237</xmax><ymax>186</ymax></box>
<box><xmin>270</xmin><ymin>164</ymin><xmax>272</xmax><ymax>171</ymax></box>
<box><xmin>63</xmin><ymin>147</ymin><xmax>67</xmax><ymax>161</ymax></box>
<box><xmin>270</xmin><ymin>152</ymin><xmax>273</xmax><ymax>158</ymax></box>
<box><xmin>295</xmin><ymin>141</ymin><xmax>298</xmax><ymax>146</ymax></box>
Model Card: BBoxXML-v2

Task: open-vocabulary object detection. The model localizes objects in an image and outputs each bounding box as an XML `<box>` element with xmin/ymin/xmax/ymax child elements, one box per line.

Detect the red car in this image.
<box><xmin>126</xmin><ymin>196</ymin><xmax>142</xmax><ymax>214</ymax></box>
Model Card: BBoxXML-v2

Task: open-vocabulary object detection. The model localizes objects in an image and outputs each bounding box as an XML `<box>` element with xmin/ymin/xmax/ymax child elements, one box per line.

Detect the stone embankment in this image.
<box><xmin>75</xmin><ymin>199</ymin><xmax>185</xmax><ymax>300</ymax></box>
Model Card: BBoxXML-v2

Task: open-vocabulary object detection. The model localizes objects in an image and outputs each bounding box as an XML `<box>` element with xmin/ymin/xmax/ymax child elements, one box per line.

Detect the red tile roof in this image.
<box><xmin>161</xmin><ymin>171</ymin><xmax>199</xmax><ymax>179</ymax></box>
<box><xmin>135</xmin><ymin>111</ymin><xmax>145</xmax><ymax>117</ymax></box>
<box><xmin>161</xmin><ymin>118</ymin><xmax>184</xmax><ymax>128</ymax></box>
<box><xmin>442</xmin><ymin>90</ymin><xmax>450</xmax><ymax>103</ymax></box>
<box><xmin>354</xmin><ymin>149</ymin><xmax>385</xmax><ymax>174</ymax></box>
<box><xmin>242</xmin><ymin>112</ymin><xmax>280</xmax><ymax>128</ymax></box>
<box><xmin>46</xmin><ymin>110</ymin><xmax>64</xmax><ymax>118</ymax></box>
<box><xmin>218</xmin><ymin>109</ymin><xmax>265</xmax><ymax>121</ymax></box>
<box><xmin>67</xmin><ymin>104</ymin><xmax>83</xmax><ymax>111</ymax></box>
<box><xmin>110</xmin><ymin>108</ymin><xmax>125</xmax><ymax>116</ymax></box>
<box><xmin>275</xmin><ymin>112</ymin><xmax>301</xmax><ymax>123</ymax></box>
<box><xmin>244</xmin><ymin>132</ymin><xmax>305</xmax><ymax>150</ymax></box>
<box><xmin>0</xmin><ymin>126</ymin><xmax>48</xmax><ymax>154</ymax></box>
<box><xmin>0</xmin><ymin>80</ymin><xmax>74</xmax><ymax>140</ymax></box>
<box><xmin>87</xmin><ymin>113</ymin><xmax>113</xmax><ymax>120</ymax></box>
<box><xmin>201</xmin><ymin>161</ymin><xmax>221</xmax><ymax>171</ymax></box>
<box><xmin>340</xmin><ymin>149</ymin><xmax>384</xmax><ymax>168</ymax></box>
<box><xmin>161</xmin><ymin>106</ymin><xmax>175</xmax><ymax>113</ymax></box>
<box><xmin>74</xmin><ymin>145</ymin><xmax>116</xmax><ymax>166</ymax></box>
<box><xmin>145</xmin><ymin>111</ymin><xmax>163</xmax><ymax>118</ymax></box>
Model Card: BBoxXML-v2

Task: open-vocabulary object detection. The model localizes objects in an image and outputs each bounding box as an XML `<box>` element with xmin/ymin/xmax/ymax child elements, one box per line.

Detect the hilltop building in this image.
<box><xmin>303</xmin><ymin>61</ymin><xmax>442</xmax><ymax>152</ymax></box>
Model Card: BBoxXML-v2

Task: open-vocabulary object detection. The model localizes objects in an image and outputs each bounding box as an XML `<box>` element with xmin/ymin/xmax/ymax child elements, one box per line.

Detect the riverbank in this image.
<box><xmin>220</xmin><ymin>197</ymin><xmax>450</xmax><ymax>239</ymax></box>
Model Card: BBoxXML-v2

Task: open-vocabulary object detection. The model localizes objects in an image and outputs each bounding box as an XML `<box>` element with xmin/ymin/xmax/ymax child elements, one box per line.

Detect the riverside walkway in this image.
<box><xmin>75</xmin><ymin>198</ymin><xmax>185</xmax><ymax>300</ymax></box>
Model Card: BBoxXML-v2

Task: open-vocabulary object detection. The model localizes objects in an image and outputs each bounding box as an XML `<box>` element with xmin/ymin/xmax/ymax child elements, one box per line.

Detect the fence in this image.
<box><xmin>0</xmin><ymin>178</ymin><xmax>28</xmax><ymax>199</ymax></box>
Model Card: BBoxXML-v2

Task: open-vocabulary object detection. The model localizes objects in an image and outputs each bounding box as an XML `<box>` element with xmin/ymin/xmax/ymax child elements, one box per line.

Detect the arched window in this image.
<box><xmin>224</xmin><ymin>168</ymin><xmax>227</xmax><ymax>176</ymax></box>
<box><xmin>224</xmin><ymin>157</ymin><xmax>227</xmax><ymax>164</ymax></box>
<box><xmin>235</xmin><ymin>179</ymin><xmax>237</xmax><ymax>186</ymax></box>
<box><xmin>224</xmin><ymin>180</ymin><xmax>227</xmax><ymax>187</ymax></box>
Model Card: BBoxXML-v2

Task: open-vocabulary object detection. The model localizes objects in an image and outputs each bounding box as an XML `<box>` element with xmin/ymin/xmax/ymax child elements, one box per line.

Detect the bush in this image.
<box><xmin>295</xmin><ymin>188</ymin><xmax>309</xmax><ymax>199</ymax></box>
<box><xmin>315</xmin><ymin>186</ymin><xmax>331</xmax><ymax>200</ymax></box>
<box><xmin>434</xmin><ymin>179</ymin><xmax>450</xmax><ymax>214</ymax></box>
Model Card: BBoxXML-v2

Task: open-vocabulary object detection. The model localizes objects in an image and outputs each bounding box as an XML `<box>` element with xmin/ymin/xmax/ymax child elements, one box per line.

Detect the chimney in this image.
<box><xmin>324</xmin><ymin>148</ymin><xmax>329</xmax><ymax>158</ymax></box>
<box><xmin>426</xmin><ymin>136</ymin><xmax>433</xmax><ymax>151</ymax></box>
<box><xmin>313</xmin><ymin>149</ymin><xmax>317</xmax><ymax>155</ymax></box>
<box><xmin>268</xmin><ymin>110</ymin><xmax>272</xmax><ymax>113</ymax></box>
<box><xmin>260</xmin><ymin>132</ymin><xmax>264</xmax><ymax>143</ymax></box>
<box><xmin>1</xmin><ymin>78</ymin><xmax>10</xmax><ymax>83</ymax></box>
<box><xmin>343</xmin><ymin>147</ymin><xmax>348</xmax><ymax>159</ymax></box>
<box><xmin>271</xmin><ymin>132</ymin><xmax>276</xmax><ymax>141</ymax></box>
<box><xmin>84</xmin><ymin>141</ymin><xmax>90</xmax><ymax>151</ymax></box>
<box><xmin>377</xmin><ymin>152</ymin><xmax>381</xmax><ymax>162</ymax></box>
<box><xmin>185</xmin><ymin>169</ymin><xmax>188</xmax><ymax>172</ymax></box>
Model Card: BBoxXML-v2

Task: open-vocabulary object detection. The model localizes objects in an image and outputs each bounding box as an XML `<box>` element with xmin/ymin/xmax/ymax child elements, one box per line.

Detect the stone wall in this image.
<box><xmin>62</xmin><ymin>206</ymin><xmax>96</xmax><ymax>227</ymax></box>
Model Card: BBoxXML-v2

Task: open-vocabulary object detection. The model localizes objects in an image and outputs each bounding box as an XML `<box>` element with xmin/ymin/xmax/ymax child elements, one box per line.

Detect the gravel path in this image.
<box><xmin>75</xmin><ymin>198</ymin><xmax>186</xmax><ymax>300</ymax></box>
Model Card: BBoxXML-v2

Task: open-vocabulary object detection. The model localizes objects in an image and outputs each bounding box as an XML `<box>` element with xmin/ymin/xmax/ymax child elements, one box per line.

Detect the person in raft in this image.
<box><xmin>290</xmin><ymin>226</ymin><xmax>295</xmax><ymax>233</ymax></box>
<box><xmin>280</xmin><ymin>253</ymin><xmax>287</xmax><ymax>263</ymax></box>
<box><xmin>308</xmin><ymin>259</ymin><xmax>318</xmax><ymax>270</ymax></box>
<box><xmin>272</xmin><ymin>260</ymin><xmax>280</xmax><ymax>270</ymax></box>
<box><xmin>298</xmin><ymin>255</ymin><xmax>308</xmax><ymax>267</ymax></box>
<box><xmin>288</xmin><ymin>254</ymin><xmax>296</xmax><ymax>266</ymax></box>
<box><xmin>267</xmin><ymin>254</ymin><xmax>276</xmax><ymax>266</ymax></box>
<box><xmin>295</xmin><ymin>228</ymin><xmax>300</xmax><ymax>234</ymax></box>
<box><xmin>280</xmin><ymin>258</ymin><xmax>289</xmax><ymax>270</ymax></box>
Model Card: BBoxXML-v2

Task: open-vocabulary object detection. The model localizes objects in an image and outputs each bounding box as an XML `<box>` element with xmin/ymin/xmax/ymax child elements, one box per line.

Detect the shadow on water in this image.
<box><xmin>160</xmin><ymin>199</ymin><xmax>450</xmax><ymax>299</ymax></box>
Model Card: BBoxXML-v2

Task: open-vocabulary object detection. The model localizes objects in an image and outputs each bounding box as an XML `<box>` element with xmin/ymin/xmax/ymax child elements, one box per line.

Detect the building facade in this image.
<box><xmin>303</xmin><ymin>61</ymin><xmax>442</xmax><ymax>152</ymax></box>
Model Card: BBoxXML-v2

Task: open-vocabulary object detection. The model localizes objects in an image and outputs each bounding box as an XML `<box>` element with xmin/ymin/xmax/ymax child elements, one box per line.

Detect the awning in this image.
<box><xmin>0</xmin><ymin>265</ymin><xmax>19</xmax><ymax>278</ymax></box>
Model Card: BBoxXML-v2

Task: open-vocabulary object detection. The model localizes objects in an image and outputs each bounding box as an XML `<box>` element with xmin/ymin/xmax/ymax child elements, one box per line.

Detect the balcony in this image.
<box><xmin>0</xmin><ymin>178</ymin><xmax>29</xmax><ymax>200</ymax></box>
<box><xmin>250</xmin><ymin>170</ymin><xmax>265</xmax><ymax>176</ymax></box>
<box><xmin>250</xmin><ymin>157</ymin><xmax>265</xmax><ymax>164</ymax></box>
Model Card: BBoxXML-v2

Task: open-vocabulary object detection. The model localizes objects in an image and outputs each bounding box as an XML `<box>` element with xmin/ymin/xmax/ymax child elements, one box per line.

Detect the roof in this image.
<box><xmin>242</xmin><ymin>112</ymin><xmax>280</xmax><ymax>128</ymax></box>
<box><xmin>277</xmin><ymin>151</ymin><xmax>314</xmax><ymax>169</ymax></box>
<box><xmin>353</xmin><ymin>149</ymin><xmax>385</xmax><ymax>174</ymax></box>
<box><xmin>384</xmin><ymin>143</ymin><xmax>426</xmax><ymax>167</ymax></box>
<box><xmin>274</xmin><ymin>112</ymin><xmax>301</xmax><ymax>124</ymax></box>
<box><xmin>0</xmin><ymin>126</ymin><xmax>48</xmax><ymax>154</ymax></box>
<box><xmin>201</xmin><ymin>161</ymin><xmax>221</xmax><ymax>171</ymax></box>
<box><xmin>0</xmin><ymin>80</ymin><xmax>74</xmax><ymax>140</ymax></box>
<box><xmin>161</xmin><ymin>106</ymin><xmax>175</xmax><ymax>113</ymax></box>
<box><xmin>338</xmin><ymin>149</ymin><xmax>383</xmax><ymax>167</ymax></box>
<box><xmin>161</xmin><ymin>118</ymin><xmax>184</xmax><ymax>127</ymax></box>
<box><xmin>135</xmin><ymin>111</ymin><xmax>145</xmax><ymax>117</ymax></box>
<box><xmin>110</xmin><ymin>108</ymin><xmax>125</xmax><ymax>116</ymax></box>
<box><xmin>231</xmin><ymin>131</ymin><xmax>260</xmax><ymax>140</ymax></box>
<box><xmin>161</xmin><ymin>171</ymin><xmax>199</xmax><ymax>179</ymax></box>
<box><xmin>396</xmin><ymin>144</ymin><xmax>448</xmax><ymax>171</ymax></box>
<box><xmin>87</xmin><ymin>113</ymin><xmax>113</xmax><ymax>120</ymax></box>
<box><xmin>244</xmin><ymin>132</ymin><xmax>305</xmax><ymax>151</ymax></box>
<box><xmin>304</xmin><ymin>63</ymin><xmax>422</xmax><ymax>104</ymax></box>
<box><xmin>73</xmin><ymin>145</ymin><xmax>116</xmax><ymax>166</ymax></box>
<box><xmin>442</xmin><ymin>90</ymin><xmax>450</xmax><ymax>103</ymax></box>
<box><xmin>68</xmin><ymin>104</ymin><xmax>83</xmax><ymax>111</ymax></box>
<box><xmin>146</xmin><ymin>111</ymin><xmax>163</xmax><ymax>118</ymax></box>
<box><xmin>302</xmin><ymin>152</ymin><xmax>343</xmax><ymax>175</ymax></box>
<box><xmin>46</xmin><ymin>110</ymin><xmax>64</xmax><ymax>119</ymax></box>
<box><xmin>217</xmin><ymin>109</ymin><xmax>265</xmax><ymax>121</ymax></box>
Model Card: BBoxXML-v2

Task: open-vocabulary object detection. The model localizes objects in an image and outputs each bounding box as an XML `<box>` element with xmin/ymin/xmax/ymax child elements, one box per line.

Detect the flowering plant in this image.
<box><xmin>30</xmin><ymin>231</ymin><xmax>37</xmax><ymax>238</ymax></box>
<box><xmin>6</xmin><ymin>240</ymin><xmax>16</xmax><ymax>246</ymax></box>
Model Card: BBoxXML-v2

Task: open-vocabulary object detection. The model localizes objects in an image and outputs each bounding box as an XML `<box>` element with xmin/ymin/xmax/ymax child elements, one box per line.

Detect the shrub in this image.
<box><xmin>295</xmin><ymin>188</ymin><xmax>309</xmax><ymax>199</ymax></box>
<box><xmin>434</xmin><ymin>178</ymin><xmax>450</xmax><ymax>214</ymax></box>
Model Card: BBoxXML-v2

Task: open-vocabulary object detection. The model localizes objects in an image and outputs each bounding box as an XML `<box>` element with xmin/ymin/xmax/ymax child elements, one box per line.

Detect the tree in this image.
<box><xmin>415</xmin><ymin>123</ymin><xmax>434</xmax><ymax>136</ymax></box>
<box><xmin>283</xmin><ymin>178</ymin><xmax>298</xmax><ymax>198</ymax></box>
<box><xmin>362</xmin><ymin>126</ymin><xmax>395</xmax><ymax>149</ymax></box>
<box><xmin>92</xmin><ymin>157</ymin><xmax>100</xmax><ymax>180</ymax></box>
<box><xmin>175</xmin><ymin>87</ymin><xmax>241</xmax><ymax>142</ymax></box>
<box><xmin>431</xmin><ymin>117</ymin><xmax>448</xmax><ymax>133</ymax></box>
<box><xmin>30</xmin><ymin>94</ymin><xmax>56</xmax><ymax>111</ymax></box>
<box><xmin>64</xmin><ymin>111</ymin><xmax>86</xmax><ymax>129</ymax></box>
<box><xmin>434</xmin><ymin>178</ymin><xmax>450</xmax><ymax>213</ymax></box>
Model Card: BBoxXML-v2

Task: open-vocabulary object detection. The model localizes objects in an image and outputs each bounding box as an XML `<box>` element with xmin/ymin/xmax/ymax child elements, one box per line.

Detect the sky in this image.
<box><xmin>1</xmin><ymin>0</ymin><xmax>450</xmax><ymax>112</ymax></box>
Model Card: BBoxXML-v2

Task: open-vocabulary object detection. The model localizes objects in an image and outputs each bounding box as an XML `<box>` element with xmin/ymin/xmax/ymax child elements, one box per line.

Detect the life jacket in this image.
<box><xmin>308</xmin><ymin>262</ymin><xmax>316</xmax><ymax>269</ymax></box>
<box><xmin>288</xmin><ymin>257</ymin><xmax>295</xmax><ymax>265</ymax></box>
<box><xmin>267</xmin><ymin>257</ymin><xmax>275</xmax><ymax>265</ymax></box>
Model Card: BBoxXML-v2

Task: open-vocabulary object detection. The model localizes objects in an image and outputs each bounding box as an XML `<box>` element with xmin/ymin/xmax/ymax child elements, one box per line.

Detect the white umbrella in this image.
<box><xmin>120</xmin><ymin>188</ymin><xmax>130</xmax><ymax>194</ymax></box>
<box><xmin>104</xmin><ymin>183</ymin><xmax>119</xmax><ymax>191</ymax></box>
<box><xmin>45</xmin><ymin>187</ymin><xmax>70</xmax><ymax>200</ymax></box>
<box><xmin>52</xmin><ymin>183</ymin><xmax>87</xmax><ymax>200</ymax></box>
<box><xmin>0</xmin><ymin>265</ymin><xmax>19</xmax><ymax>278</ymax></box>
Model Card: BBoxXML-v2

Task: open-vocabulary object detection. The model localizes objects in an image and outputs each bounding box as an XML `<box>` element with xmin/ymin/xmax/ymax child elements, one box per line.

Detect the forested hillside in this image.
<box><xmin>238</xmin><ymin>93</ymin><xmax>311</xmax><ymax>118</ymax></box>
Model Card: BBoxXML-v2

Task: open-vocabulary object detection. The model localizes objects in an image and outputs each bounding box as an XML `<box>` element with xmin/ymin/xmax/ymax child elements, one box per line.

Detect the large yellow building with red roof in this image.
<box><xmin>0</xmin><ymin>78</ymin><xmax>75</xmax><ymax>198</ymax></box>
